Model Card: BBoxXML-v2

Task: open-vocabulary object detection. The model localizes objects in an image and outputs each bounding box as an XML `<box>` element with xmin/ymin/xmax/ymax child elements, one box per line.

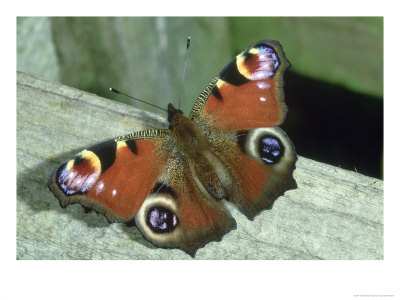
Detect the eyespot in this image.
<box><xmin>236</xmin><ymin>127</ymin><xmax>295</xmax><ymax>170</ymax></box>
<box><xmin>135</xmin><ymin>188</ymin><xmax>180</xmax><ymax>238</ymax></box>
<box><xmin>146</xmin><ymin>206</ymin><xmax>179</xmax><ymax>233</ymax></box>
<box><xmin>258</xmin><ymin>135</ymin><xmax>284</xmax><ymax>165</ymax></box>
<box><xmin>55</xmin><ymin>151</ymin><xmax>101</xmax><ymax>195</ymax></box>
<box><xmin>253</xmin><ymin>43</ymin><xmax>280</xmax><ymax>69</ymax></box>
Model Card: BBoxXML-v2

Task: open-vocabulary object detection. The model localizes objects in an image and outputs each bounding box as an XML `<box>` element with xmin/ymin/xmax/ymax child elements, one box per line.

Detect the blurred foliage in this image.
<box><xmin>230</xmin><ymin>17</ymin><xmax>383</xmax><ymax>98</ymax></box>
<box><xmin>17</xmin><ymin>17</ymin><xmax>60</xmax><ymax>83</ymax></box>
<box><xmin>17</xmin><ymin>17</ymin><xmax>383</xmax><ymax>179</ymax></box>
<box><xmin>17</xmin><ymin>17</ymin><xmax>383</xmax><ymax>110</ymax></box>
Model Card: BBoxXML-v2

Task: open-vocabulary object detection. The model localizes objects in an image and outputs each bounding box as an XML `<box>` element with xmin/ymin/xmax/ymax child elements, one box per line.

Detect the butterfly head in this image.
<box><xmin>167</xmin><ymin>103</ymin><xmax>184</xmax><ymax>124</ymax></box>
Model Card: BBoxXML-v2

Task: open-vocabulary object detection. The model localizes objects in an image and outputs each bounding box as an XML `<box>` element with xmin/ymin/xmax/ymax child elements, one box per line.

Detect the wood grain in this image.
<box><xmin>17</xmin><ymin>71</ymin><xmax>383</xmax><ymax>259</ymax></box>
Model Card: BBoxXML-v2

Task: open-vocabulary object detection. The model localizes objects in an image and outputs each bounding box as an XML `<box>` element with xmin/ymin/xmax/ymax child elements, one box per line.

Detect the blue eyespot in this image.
<box><xmin>258</xmin><ymin>135</ymin><xmax>284</xmax><ymax>164</ymax></box>
<box><xmin>147</xmin><ymin>206</ymin><xmax>179</xmax><ymax>233</ymax></box>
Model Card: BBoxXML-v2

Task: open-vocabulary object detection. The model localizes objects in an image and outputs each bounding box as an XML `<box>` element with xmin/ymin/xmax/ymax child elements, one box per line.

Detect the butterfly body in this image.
<box><xmin>168</xmin><ymin>104</ymin><xmax>208</xmax><ymax>154</ymax></box>
<box><xmin>48</xmin><ymin>40</ymin><xmax>297</xmax><ymax>256</ymax></box>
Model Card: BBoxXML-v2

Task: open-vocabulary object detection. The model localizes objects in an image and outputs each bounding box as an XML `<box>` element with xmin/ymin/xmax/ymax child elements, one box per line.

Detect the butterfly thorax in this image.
<box><xmin>167</xmin><ymin>103</ymin><xmax>208</xmax><ymax>155</ymax></box>
<box><xmin>167</xmin><ymin>103</ymin><xmax>229</xmax><ymax>200</ymax></box>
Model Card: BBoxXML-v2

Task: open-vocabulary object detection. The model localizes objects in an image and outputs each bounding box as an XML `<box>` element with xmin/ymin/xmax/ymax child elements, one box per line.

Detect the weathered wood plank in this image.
<box><xmin>16</xmin><ymin>71</ymin><xmax>383</xmax><ymax>259</ymax></box>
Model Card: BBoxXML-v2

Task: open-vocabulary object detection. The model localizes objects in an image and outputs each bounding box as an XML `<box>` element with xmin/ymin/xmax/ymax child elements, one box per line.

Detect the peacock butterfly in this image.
<box><xmin>48</xmin><ymin>40</ymin><xmax>297</xmax><ymax>256</ymax></box>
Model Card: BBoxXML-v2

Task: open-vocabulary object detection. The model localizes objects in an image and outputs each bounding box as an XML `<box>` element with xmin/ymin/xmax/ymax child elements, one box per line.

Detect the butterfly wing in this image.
<box><xmin>190</xmin><ymin>40</ymin><xmax>290</xmax><ymax>131</ymax></box>
<box><xmin>134</xmin><ymin>153</ymin><xmax>236</xmax><ymax>256</ymax></box>
<box><xmin>48</xmin><ymin>129</ymin><xmax>235</xmax><ymax>256</ymax></box>
<box><xmin>48</xmin><ymin>130</ymin><xmax>169</xmax><ymax>223</ymax></box>
<box><xmin>207</xmin><ymin>126</ymin><xmax>297</xmax><ymax>219</ymax></box>
<box><xmin>189</xmin><ymin>40</ymin><xmax>297</xmax><ymax>220</ymax></box>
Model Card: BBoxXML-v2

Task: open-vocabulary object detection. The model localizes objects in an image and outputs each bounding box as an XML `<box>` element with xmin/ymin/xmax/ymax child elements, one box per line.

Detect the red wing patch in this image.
<box><xmin>191</xmin><ymin>40</ymin><xmax>290</xmax><ymax>131</ymax></box>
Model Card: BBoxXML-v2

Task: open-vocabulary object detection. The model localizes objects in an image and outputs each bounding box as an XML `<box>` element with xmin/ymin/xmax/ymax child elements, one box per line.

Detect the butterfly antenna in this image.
<box><xmin>178</xmin><ymin>36</ymin><xmax>191</xmax><ymax>110</ymax></box>
<box><xmin>109</xmin><ymin>88</ymin><xmax>168</xmax><ymax>112</ymax></box>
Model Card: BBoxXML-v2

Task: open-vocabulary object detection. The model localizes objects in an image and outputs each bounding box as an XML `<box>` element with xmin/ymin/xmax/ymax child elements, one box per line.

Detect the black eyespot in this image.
<box><xmin>258</xmin><ymin>135</ymin><xmax>284</xmax><ymax>165</ymax></box>
<box><xmin>146</xmin><ymin>206</ymin><xmax>179</xmax><ymax>233</ymax></box>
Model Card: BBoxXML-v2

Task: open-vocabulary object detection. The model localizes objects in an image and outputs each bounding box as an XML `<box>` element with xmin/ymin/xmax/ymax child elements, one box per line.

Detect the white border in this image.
<box><xmin>5</xmin><ymin>1</ymin><xmax>398</xmax><ymax>300</ymax></box>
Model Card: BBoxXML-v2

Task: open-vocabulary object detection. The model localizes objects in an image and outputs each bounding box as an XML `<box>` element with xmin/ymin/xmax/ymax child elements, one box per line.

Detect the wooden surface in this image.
<box><xmin>16</xmin><ymin>71</ymin><xmax>383</xmax><ymax>259</ymax></box>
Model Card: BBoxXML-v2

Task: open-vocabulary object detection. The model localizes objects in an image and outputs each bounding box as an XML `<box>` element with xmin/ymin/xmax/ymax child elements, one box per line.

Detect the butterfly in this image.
<box><xmin>48</xmin><ymin>40</ymin><xmax>297</xmax><ymax>257</ymax></box>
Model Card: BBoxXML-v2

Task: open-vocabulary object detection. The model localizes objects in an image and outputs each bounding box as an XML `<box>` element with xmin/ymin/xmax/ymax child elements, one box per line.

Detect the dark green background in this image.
<box><xmin>17</xmin><ymin>17</ymin><xmax>383</xmax><ymax>179</ymax></box>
